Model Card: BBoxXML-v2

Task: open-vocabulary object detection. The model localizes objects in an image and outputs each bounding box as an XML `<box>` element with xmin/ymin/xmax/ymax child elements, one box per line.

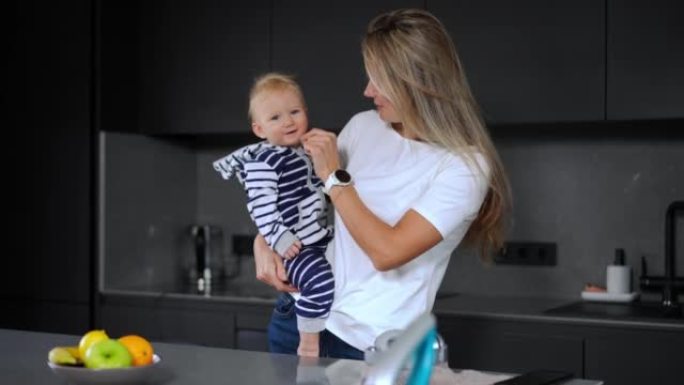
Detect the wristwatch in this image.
<box><xmin>323</xmin><ymin>169</ymin><xmax>353</xmax><ymax>194</ymax></box>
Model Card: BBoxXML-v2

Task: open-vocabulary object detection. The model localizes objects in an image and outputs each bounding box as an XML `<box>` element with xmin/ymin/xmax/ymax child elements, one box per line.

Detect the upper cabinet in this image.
<box><xmin>606</xmin><ymin>0</ymin><xmax>684</xmax><ymax>120</ymax></box>
<box><xmin>140</xmin><ymin>1</ymin><xmax>270</xmax><ymax>134</ymax></box>
<box><xmin>428</xmin><ymin>0</ymin><xmax>606</xmax><ymax>124</ymax></box>
<box><xmin>101</xmin><ymin>1</ymin><xmax>270</xmax><ymax>134</ymax></box>
<box><xmin>271</xmin><ymin>0</ymin><xmax>423</xmax><ymax>130</ymax></box>
<box><xmin>100</xmin><ymin>1</ymin><xmax>683</xmax><ymax>134</ymax></box>
<box><xmin>100</xmin><ymin>0</ymin><xmax>140</xmax><ymax>133</ymax></box>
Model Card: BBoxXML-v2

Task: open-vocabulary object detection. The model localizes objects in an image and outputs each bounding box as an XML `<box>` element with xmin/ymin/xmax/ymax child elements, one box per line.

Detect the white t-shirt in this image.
<box><xmin>325</xmin><ymin>110</ymin><xmax>490</xmax><ymax>351</ymax></box>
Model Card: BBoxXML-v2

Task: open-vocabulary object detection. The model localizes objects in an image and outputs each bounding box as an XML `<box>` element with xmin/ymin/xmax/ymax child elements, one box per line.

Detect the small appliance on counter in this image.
<box><xmin>364</xmin><ymin>328</ymin><xmax>449</xmax><ymax>368</ymax></box>
<box><xmin>183</xmin><ymin>225</ymin><xmax>229</xmax><ymax>294</ymax></box>
<box><xmin>362</xmin><ymin>313</ymin><xmax>439</xmax><ymax>385</ymax></box>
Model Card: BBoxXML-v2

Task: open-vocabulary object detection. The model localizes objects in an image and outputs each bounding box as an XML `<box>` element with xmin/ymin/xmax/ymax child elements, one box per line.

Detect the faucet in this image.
<box><xmin>640</xmin><ymin>201</ymin><xmax>684</xmax><ymax>315</ymax></box>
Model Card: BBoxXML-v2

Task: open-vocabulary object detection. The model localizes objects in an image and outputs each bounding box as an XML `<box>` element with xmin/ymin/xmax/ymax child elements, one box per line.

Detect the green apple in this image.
<box><xmin>84</xmin><ymin>339</ymin><xmax>133</xmax><ymax>369</ymax></box>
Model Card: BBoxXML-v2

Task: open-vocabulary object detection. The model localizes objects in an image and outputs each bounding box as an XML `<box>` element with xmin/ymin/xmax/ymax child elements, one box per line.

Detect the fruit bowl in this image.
<box><xmin>47</xmin><ymin>354</ymin><xmax>161</xmax><ymax>385</ymax></box>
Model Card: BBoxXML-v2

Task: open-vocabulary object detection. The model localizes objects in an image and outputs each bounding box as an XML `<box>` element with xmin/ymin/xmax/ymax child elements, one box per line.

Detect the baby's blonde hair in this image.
<box><xmin>362</xmin><ymin>9</ymin><xmax>511</xmax><ymax>262</ymax></box>
<box><xmin>248</xmin><ymin>73</ymin><xmax>306</xmax><ymax>121</ymax></box>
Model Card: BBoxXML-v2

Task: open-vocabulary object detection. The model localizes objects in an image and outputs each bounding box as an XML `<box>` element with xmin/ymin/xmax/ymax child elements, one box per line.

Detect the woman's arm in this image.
<box><xmin>302</xmin><ymin>129</ymin><xmax>442</xmax><ymax>271</ymax></box>
<box><xmin>253</xmin><ymin>234</ymin><xmax>298</xmax><ymax>292</ymax></box>
<box><xmin>334</xmin><ymin>189</ymin><xmax>442</xmax><ymax>271</ymax></box>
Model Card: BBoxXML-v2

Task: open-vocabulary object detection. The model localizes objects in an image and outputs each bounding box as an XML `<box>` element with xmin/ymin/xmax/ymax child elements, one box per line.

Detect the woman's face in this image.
<box><xmin>364</xmin><ymin>80</ymin><xmax>400</xmax><ymax>123</ymax></box>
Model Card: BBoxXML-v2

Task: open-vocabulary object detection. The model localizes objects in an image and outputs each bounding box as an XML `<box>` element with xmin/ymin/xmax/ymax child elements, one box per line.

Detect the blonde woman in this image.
<box><xmin>255</xmin><ymin>8</ymin><xmax>510</xmax><ymax>359</ymax></box>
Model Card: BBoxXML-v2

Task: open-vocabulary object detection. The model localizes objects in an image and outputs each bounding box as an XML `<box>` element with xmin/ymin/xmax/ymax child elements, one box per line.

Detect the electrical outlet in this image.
<box><xmin>232</xmin><ymin>234</ymin><xmax>255</xmax><ymax>256</ymax></box>
<box><xmin>495</xmin><ymin>241</ymin><xmax>557</xmax><ymax>266</ymax></box>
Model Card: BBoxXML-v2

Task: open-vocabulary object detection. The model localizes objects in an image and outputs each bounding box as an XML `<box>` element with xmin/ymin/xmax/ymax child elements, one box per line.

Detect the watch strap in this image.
<box><xmin>324</xmin><ymin>169</ymin><xmax>352</xmax><ymax>194</ymax></box>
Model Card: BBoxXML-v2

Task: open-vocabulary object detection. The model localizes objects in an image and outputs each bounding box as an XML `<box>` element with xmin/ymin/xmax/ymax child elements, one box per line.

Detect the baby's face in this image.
<box><xmin>251</xmin><ymin>89</ymin><xmax>308</xmax><ymax>147</ymax></box>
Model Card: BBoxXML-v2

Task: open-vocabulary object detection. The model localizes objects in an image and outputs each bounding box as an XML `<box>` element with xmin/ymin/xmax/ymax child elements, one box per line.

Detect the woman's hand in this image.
<box><xmin>302</xmin><ymin>128</ymin><xmax>340</xmax><ymax>182</ymax></box>
<box><xmin>254</xmin><ymin>234</ymin><xmax>298</xmax><ymax>293</ymax></box>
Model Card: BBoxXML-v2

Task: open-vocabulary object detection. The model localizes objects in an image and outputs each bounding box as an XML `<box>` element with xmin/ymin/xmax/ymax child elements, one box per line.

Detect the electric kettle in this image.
<box><xmin>184</xmin><ymin>225</ymin><xmax>226</xmax><ymax>293</ymax></box>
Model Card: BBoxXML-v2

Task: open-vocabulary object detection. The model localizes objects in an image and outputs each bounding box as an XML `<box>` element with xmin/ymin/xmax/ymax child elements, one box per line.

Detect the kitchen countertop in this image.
<box><xmin>104</xmin><ymin>279</ymin><xmax>280</xmax><ymax>305</ymax></box>
<box><xmin>102</xmin><ymin>284</ymin><xmax>683</xmax><ymax>331</ymax></box>
<box><xmin>0</xmin><ymin>328</ymin><xmax>601</xmax><ymax>385</ymax></box>
<box><xmin>432</xmin><ymin>293</ymin><xmax>683</xmax><ymax>331</ymax></box>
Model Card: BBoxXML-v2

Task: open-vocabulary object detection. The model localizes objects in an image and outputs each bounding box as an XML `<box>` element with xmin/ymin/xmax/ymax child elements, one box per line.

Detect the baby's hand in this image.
<box><xmin>282</xmin><ymin>240</ymin><xmax>302</xmax><ymax>260</ymax></box>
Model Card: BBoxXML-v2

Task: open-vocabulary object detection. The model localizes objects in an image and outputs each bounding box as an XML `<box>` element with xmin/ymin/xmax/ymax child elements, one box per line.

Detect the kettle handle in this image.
<box><xmin>193</xmin><ymin>226</ymin><xmax>206</xmax><ymax>275</ymax></box>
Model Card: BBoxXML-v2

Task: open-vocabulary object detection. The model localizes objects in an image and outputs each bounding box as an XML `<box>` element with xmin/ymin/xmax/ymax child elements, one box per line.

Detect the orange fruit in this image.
<box><xmin>118</xmin><ymin>335</ymin><xmax>154</xmax><ymax>366</ymax></box>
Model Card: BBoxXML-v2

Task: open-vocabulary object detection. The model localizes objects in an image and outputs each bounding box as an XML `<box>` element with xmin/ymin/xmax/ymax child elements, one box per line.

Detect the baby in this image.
<box><xmin>213</xmin><ymin>73</ymin><xmax>334</xmax><ymax>357</ymax></box>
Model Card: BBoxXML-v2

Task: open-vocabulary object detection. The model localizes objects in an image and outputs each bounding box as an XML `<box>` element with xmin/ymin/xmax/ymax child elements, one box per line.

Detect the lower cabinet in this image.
<box><xmin>236</xmin><ymin>330</ymin><xmax>270</xmax><ymax>352</ymax></box>
<box><xmin>100</xmin><ymin>295</ymin><xmax>682</xmax><ymax>384</ymax></box>
<box><xmin>235</xmin><ymin>309</ymin><xmax>272</xmax><ymax>352</ymax></box>
<box><xmin>98</xmin><ymin>294</ymin><xmax>273</xmax><ymax>351</ymax></box>
<box><xmin>437</xmin><ymin>317</ymin><xmax>583</xmax><ymax>376</ymax></box>
<box><xmin>98</xmin><ymin>300</ymin><xmax>161</xmax><ymax>341</ymax></box>
<box><xmin>584</xmin><ymin>329</ymin><xmax>684</xmax><ymax>385</ymax></box>
<box><xmin>437</xmin><ymin>315</ymin><xmax>683</xmax><ymax>385</ymax></box>
<box><xmin>156</xmin><ymin>306</ymin><xmax>236</xmax><ymax>347</ymax></box>
<box><xmin>0</xmin><ymin>299</ymin><xmax>90</xmax><ymax>335</ymax></box>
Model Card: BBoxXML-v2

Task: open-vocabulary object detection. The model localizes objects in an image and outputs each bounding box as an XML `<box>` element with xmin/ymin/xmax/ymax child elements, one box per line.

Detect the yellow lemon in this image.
<box><xmin>78</xmin><ymin>330</ymin><xmax>109</xmax><ymax>360</ymax></box>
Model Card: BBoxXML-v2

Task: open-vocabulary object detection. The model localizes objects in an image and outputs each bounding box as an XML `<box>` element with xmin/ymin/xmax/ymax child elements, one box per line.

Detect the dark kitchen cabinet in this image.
<box><xmin>157</xmin><ymin>305</ymin><xmax>236</xmax><ymax>347</ymax></box>
<box><xmin>428</xmin><ymin>0</ymin><xmax>605</xmax><ymax>124</ymax></box>
<box><xmin>585</xmin><ymin>329</ymin><xmax>684</xmax><ymax>385</ymax></box>
<box><xmin>100</xmin><ymin>0</ymin><xmax>141</xmax><ymax>133</ymax></box>
<box><xmin>99</xmin><ymin>301</ymin><xmax>162</xmax><ymax>341</ymax></box>
<box><xmin>0</xmin><ymin>300</ymin><xmax>90</xmax><ymax>336</ymax></box>
<box><xmin>3</xmin><ymin>0</ymin><xmax>93</xmax><ymax>334</ymax></box>
<box><xmin>101</xmin><ymin>1</ymin><xmax>271</xmax><ymax>134</ymax></box>
<box><xmin>235</xmin><ymin>307</ymin><xmax>271</xmax><ymax>352</ymax></box>
<box><xmin>272</xmin><ymin>0</ymin><xmax>423</xmax><ymax>130</ymax></box>
<box><xmin>437</xmin><ymin>317</ymin><xmax>584</xmax><ymax>375</ymax></box>
<box><xmin>100</xmin><ymin>0</ymin><xmax>684</xmax><ymax>136</ymax></box>
<box><xmin>437</xmin><ymin>314</ymin><xmax>683</xmax><ymax>385</ymax></box>
<box><xmin>122</xmin><ymin>0</ymin><xmax>425</xmax><ymax>134</ymax></box>
<box><xmin>140</xmin><ymin>1</ymin><xmax>270</xmax><ymax>134</ymax></box>
<box><xmin>99</xmin><ymin>294</ymin><xmax>274</xmax><ymax>351</ymax></box>
<box><xmin>606</xmin><ymin>0</ymin><xmax>684</xmax><ymax>120</ymax></box>
<box><xmin>100</xmin><ymin>296</ymin><xmax>235</xmax><ymax>347</ymax></box>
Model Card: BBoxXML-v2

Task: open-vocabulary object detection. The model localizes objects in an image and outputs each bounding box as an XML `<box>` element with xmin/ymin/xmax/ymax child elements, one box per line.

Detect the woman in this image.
<box><xmin>254</xmin><ymin>8</ymin><xmax>510</xmax><ymax>359</ymax></box>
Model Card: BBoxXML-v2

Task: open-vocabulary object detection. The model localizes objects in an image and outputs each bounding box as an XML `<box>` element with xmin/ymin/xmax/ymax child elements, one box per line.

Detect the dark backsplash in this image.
<box><xmin>446</xmin><ymin>136</ymin><xmax>684</xmax><ymax>298</ymax></box>
<box><xmin>102</xmin><ymin>128</ymin><xmax>684</xmax><ymax>299</ymax></box>
<box><xmin>102</xmin><ymin>133</ymin><xmax>197</xmax><ymax>290</ymax></box>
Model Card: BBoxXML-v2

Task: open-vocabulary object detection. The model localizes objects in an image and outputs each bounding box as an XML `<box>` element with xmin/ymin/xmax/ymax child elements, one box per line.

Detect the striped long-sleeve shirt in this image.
<box><xmin>214</xmin><ymin>142</ymin><xmax>335</xmax><ymax>332</ymax></box>
<box><xmin>213</xmin><ymin>142</ymin><xmax>332</xmax><ymax>255</ymax></box>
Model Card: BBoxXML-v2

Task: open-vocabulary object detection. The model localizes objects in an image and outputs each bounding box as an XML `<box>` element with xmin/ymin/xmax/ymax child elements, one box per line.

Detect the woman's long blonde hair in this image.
<box><xmin>362</xmin><ymin>9</ymin><xmax>511</xmax><ymax>262</ymax></box>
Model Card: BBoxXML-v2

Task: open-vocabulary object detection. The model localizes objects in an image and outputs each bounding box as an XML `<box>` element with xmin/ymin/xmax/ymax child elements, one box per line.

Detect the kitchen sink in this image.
<box><xmin>118</xmin><ymin>280</ymin><xmax>279</xmax><ymax>300</ymax></box>
<box><xmin>177</xmin><ymin>280</ymin><xmax>279</xmax><ymax>299</ymax></box>
<box><xmin>545</xmin><ymin>301</ymin><xmax>683</xmax><ymax>321</ymax></box>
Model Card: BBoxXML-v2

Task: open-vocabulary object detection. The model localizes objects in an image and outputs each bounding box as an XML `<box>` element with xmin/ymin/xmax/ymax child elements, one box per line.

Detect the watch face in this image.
<box><xmin>334</xmin><ymin>169</ymin><xmax>352</xmax><ymax>183</ymax></box>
